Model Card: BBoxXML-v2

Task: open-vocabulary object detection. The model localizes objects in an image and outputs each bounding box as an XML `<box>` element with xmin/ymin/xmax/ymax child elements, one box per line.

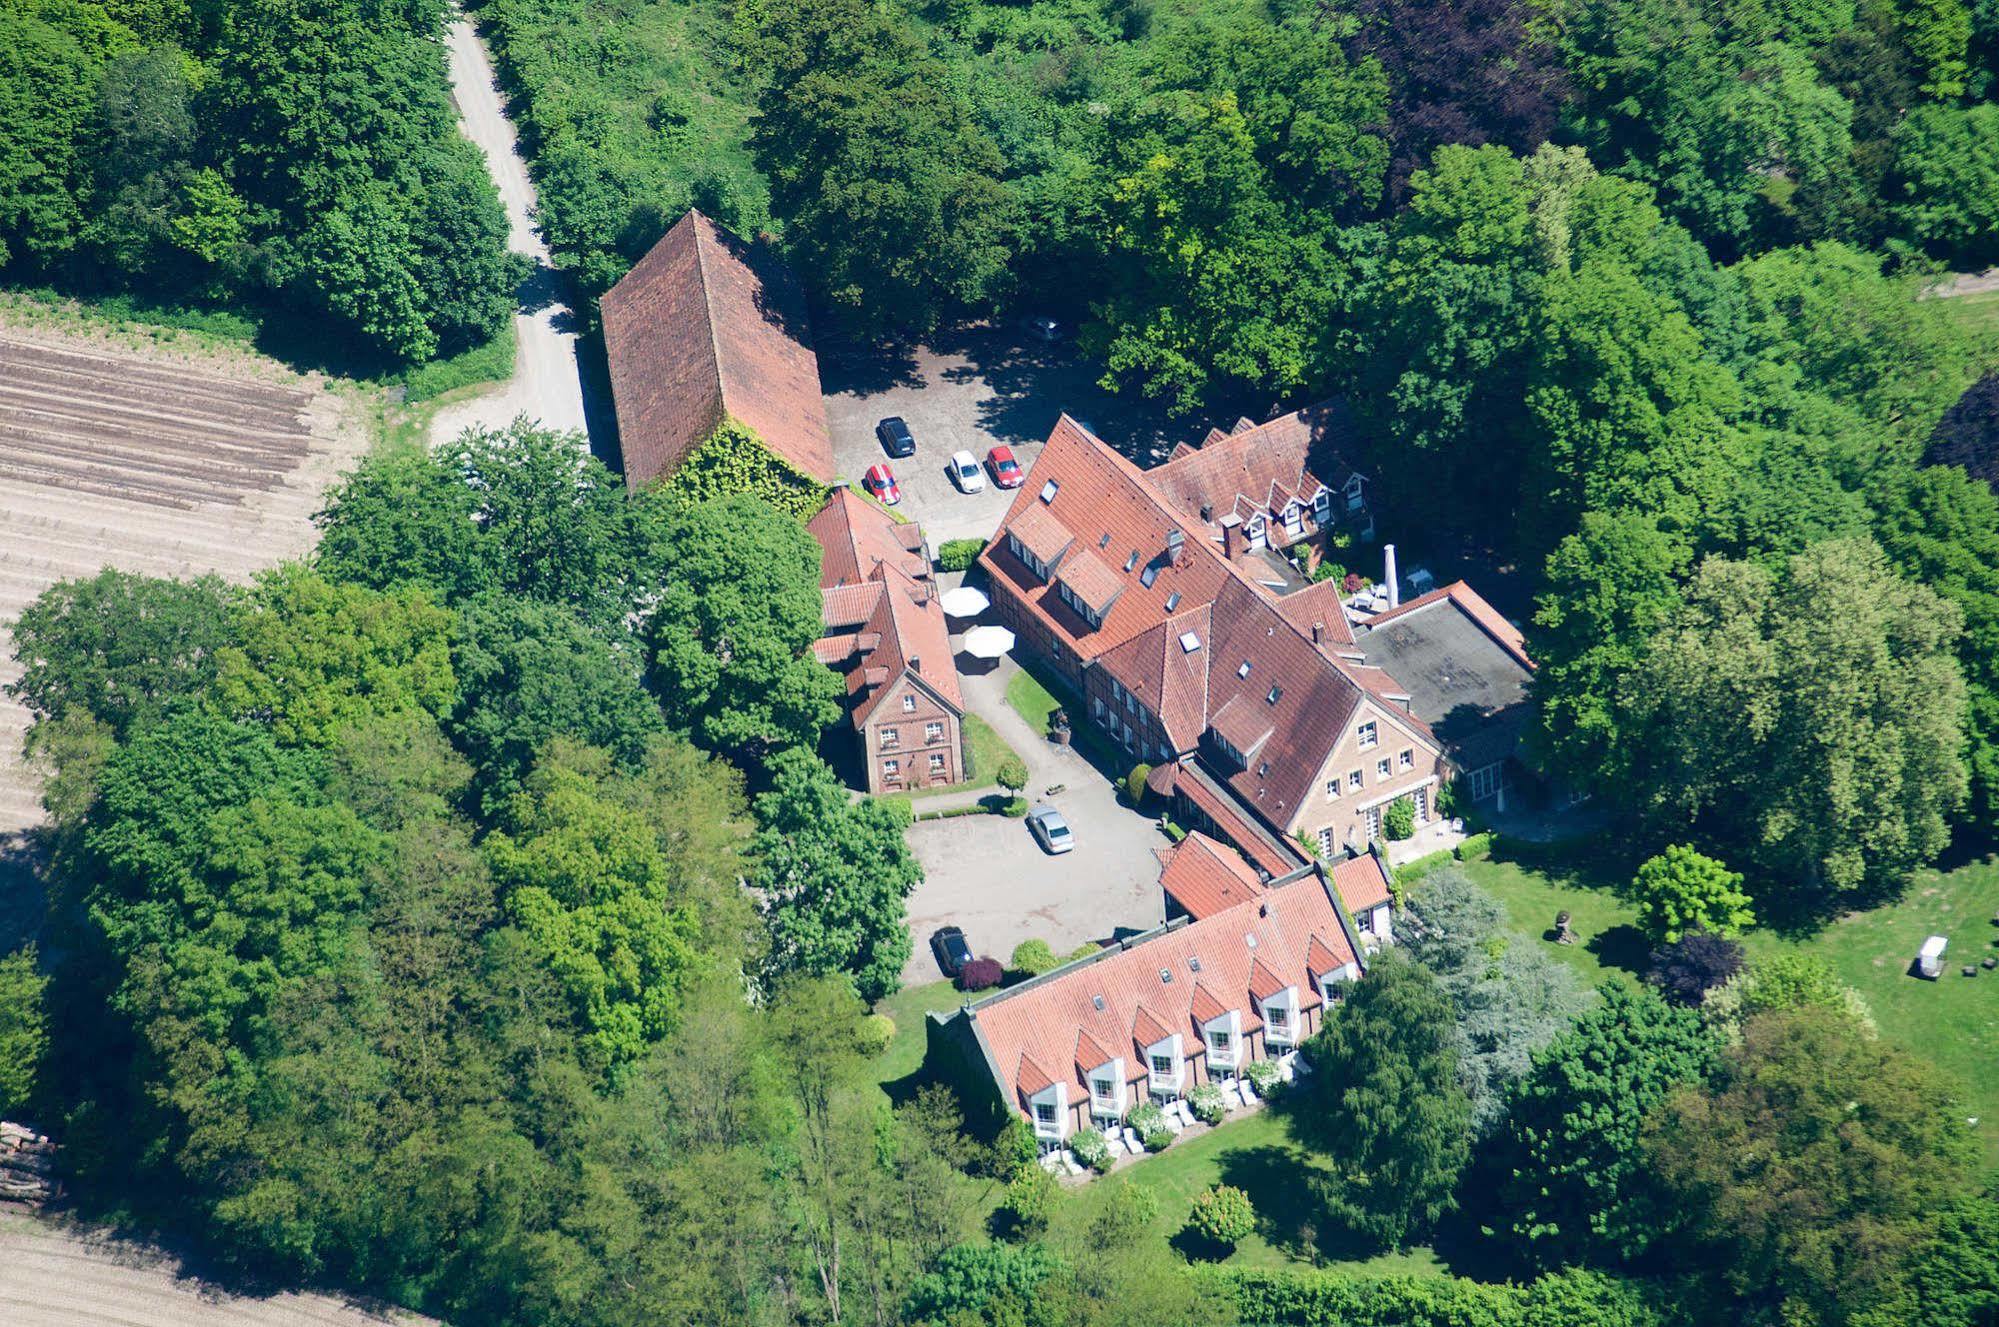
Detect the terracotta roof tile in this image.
<box><xmin>1273</xmin><ymin>580</ymin><xmax>1358</xmax><ymax>652</ymax></box>
<box><xmin>808</xmin><ymin>487</ymin><xmax>926</xmax><ymax>588</ymax></box>
<box><xmin>601</xmin><ymin>210</ymin><xmax>832</xmax><ymax>487</ymax></box>
<box><xmin>1330</xmin><ymin>853</ymin><xmax>1393</xmax><ymax>914</ymax></box>
<box><xmin>1248</xmin><ymin>956</ymin><xmax>1289</xmax><ymax>1001</ymax></box>
<box><xmin>1008</xmin><ymin>501</ymin><xmax>1074</xmax><ymax>567</ymax></box>
<box><xmin>967</xmin><ymin>870</ymin><xmax>1361</xmax><ymax>1109</ymax></box>
<box><xmin>1208</xmin><ymin>695</ymin><xmax>1274</xmax><ymax>759</ymax></box>
<box><xmin>1150</xmin><ymin>401</ymin><xmax>1365</xmax><ymax>539</ymax></box>
<box><xmin>821</xmin><ymin>581</ymin><xmax>885</xmax><ymax>628</ymax></box>
<box><xmin>1075</xmin><ymin>1029</ymin><xmax>1116</xmax><ymax>1073</ymax></box>
<box><xmin>1056</xmin><ymin>548</ymin><xmax>1124</xmax><ymax>617</ymax></box>
<box><xmin>1017</xmin><ymin>1052</ymin><xmax>1054</xmax><ymax>1097</ymax></box>
<box><xmin>1190</xmin><ymin>982</ymin><xmax>1229</xmax><ymax>1026</ymax></box>
<box><xmin>1159</xmin><ymin>832</ymin><xmax>1268</xmax><ymax>920</ymax></box>
<box><xmin>1174</xmin><ymin>762</ymin><xmax>1306</xmax><ymax>878</ymax></box>
<box><xmin>1305</xmin><ymin>934</ymin><xmax>1345</xmax><ymax>978</ymax></box>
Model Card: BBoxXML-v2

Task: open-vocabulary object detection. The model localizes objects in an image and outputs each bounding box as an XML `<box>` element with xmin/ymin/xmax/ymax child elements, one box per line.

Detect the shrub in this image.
<box><xmin>1069</xmin><ymin>1127</ymin><xmax>1113</xmax><ymax>1174</ymax></box>
<box><xmin>1311</xmin><ymin>560</ymin><xmax>1344</xmax><ymax>584</ymax></box>
<box><xmin>1383</xmin><ymin>796</ymin><xmax>1416</xmax><ymax>841</ymax></box>
<box><xmin>936</xmin><ymin>537</ymin><xmax>986</xmax><ymax>572</ymax></box>
<box><xmin>1124</xmin><ymin>762</ymin><xmax>1152</xmax><ymax>807</ymax></box>
<box><xmin>1343</xmin><ymin>571</ymin><xmax>1365</xmax><ymax>593</ymax></box>
<box><xmin>1703</xmin><ymin>953</ymin><xmax>1877</xmax><ymax>1038</ymax></box>
<box><xmin>958</xmin><ymin>957</ymin><xmax>1004</xmax><ymax>991</ymax></box>
<box><xmin>1646</xmin><ymin>932</ymin><xmax>1745</xmax><ymax>1007</ymax></box>
<box><xmin>856</xmin><ymin>1012</ymin><xmax>895</xmax><ymax>1057</ymax></box>
<box><xmin>1089</xmin><ymin>1184</ymin><xmax>1159</xmax><ymax>1247</ymax></box>
<box><xmin>1187</xmin><ymin>1083</ymin><xmax>1227</xmax><ymax>1125</ymax></box>
<box><xmin>1452</xmin><ymin>830</ymin><xmax>1493</xmax><ymax>861</ymax></box>
<box><xmin>1631</xmin><ymin>844</ymin><xmax>1755</xmax><ymax>943</ymax></box>
<box><xmin>1435</xmin><ymin>778</ymin><xmax>1461</xmax><ymax>820</ymax></box>
<box><xmin>1000</xmin><ymin>1166</ymin><xmax>1056</xmax><ymax>1238</ymax></box>
<box><xmin>1244</xmin><ymin>1058</ymin><xmax>1280</xmax><ymax>1095</ymax></box>
<box><xmin>990</xmin><ymin>1118</ymin><xmax>1037</xmax><ymax>1180</ymax></box>
<box><xmin>1009</xmin><ymin>939</ymin><xmax>1059</xmax><ymax>978</ymax></box>
<box><xmin>997</xmin><ymin>756</ymin><xmax>1028</xmax><ymax>796</ymax></box>
<box><xmin>1296</xmin><ymin>830</ymin><xmax>1323</xmax><ymax>861</ymax></box>
<box><xmin>1187</xmin><ymin>1184</ymin><xmax>1256</xmax><ymax>1249</ymax></box>
<box><xmin>1000</xmin><ymin>796</ymin><xmax>1030</xmax><ymax>818</ymax></box>
<box><xmin>1127</xmin><ymin>1101</ymin><xmax>1172</xmax><ymax>1151</ymax></box>
<box><xmin>1064</xmin><ymin>942</ymin><xmax>1101</xmax><ymax>962</ymax></box>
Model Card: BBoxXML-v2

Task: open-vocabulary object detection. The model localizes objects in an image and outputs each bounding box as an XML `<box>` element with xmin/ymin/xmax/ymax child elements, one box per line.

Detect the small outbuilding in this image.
<box><xmin>1917</xmin><ymin>934</ymin><xmax>1948</xmax><ymax>979</ymax></box>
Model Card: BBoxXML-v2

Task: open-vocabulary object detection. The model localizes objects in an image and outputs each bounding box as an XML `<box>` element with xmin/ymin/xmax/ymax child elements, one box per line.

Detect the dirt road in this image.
<box><xmin>0</xmin><ymin>1216</ymin><xmax>433</xmax><ymax>1327</ymax></box>
<box><xmin>428</xmin><ymin>17</ymin><xmax>591</xmax><ymax>446</ymax></box>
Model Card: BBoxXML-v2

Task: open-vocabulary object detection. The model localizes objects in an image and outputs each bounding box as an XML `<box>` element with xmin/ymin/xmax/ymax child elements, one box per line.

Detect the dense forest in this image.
<box><xmin>0</xmin><ymin>0</ymin><xmax>521</xmax><ymax>363</ymax></box>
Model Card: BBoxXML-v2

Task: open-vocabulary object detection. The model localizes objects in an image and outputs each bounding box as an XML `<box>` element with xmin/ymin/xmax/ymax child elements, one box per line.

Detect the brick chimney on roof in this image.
<box><xmin>1219</xmin><ymin>513</ymin><xmax>1244</xmax><ymax>562</ymax></box>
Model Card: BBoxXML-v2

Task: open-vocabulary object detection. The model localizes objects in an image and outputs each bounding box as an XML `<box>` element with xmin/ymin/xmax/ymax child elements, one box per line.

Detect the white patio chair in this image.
<box><xmin>1123</xmin><ymin>1126</ymin><xmax>1144</xmax><ymax>1153</ymax></box>
<box><xmin>1061</xmin><ymin>1151</ymin><xmax>1085</xmax><ymax>1176</ymax></box>
<box><xmin>1239</xmin><ymin>1078</ymin><xmax>1259</xmax><ymax>1105</ymax></box>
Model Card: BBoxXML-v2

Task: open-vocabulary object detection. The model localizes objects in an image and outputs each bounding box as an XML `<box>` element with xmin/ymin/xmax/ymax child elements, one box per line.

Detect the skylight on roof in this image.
<box><xmin>1188</xmin><ymin>956</ymin><xmax>1202</xmax><ymax>972</ymax></box>
<box><xmin>1238</xmin><ymin>661</ymin><xmax>1252</xmax><ymax>678</ymax></box>
<box><xmin>1159</xmin><ymin>968</ymin><xmax>1173</xmax><ymax>984</ymax></box>
<box><xmin>1092</xmin><ymin>994</ymin><xmax>1105</xmax><ymax>1011</ymax></box>
<box><xmin>1179</xmin><ymin>631</ymin><xmax>1202</xmax><ymax>653</ymax></box>
<box><xmin>1141</xmin><ymin>564</ymin><xmax>1160</xmax><ymax>588</ymax></box>
<box><xmin>1040</xmin><ymin>480</ymin><xmax>1059</xmax><ymax>503</ymax></box>
<box><xmin>1123</xmin><ymin>551</ymin><xmax>1140</xmax><ymax>572</ymax></box>
<box><xmin>1245</xmin><ymin>934</ymin><xmax>1258</xmax><ymax>949</ymax></box>
<box><xmin>1267</xmin><ymin>685</ymin><xmax>1283</xmax><ymax>704</ymax></box>
<box><xmin>1099</xmin><ymin>532</ymin><xmax>1111</xmax><ymax>548</ymax></box>
<box><xmin>1165</xmin><ymin>592</ymin><xmax>1182</xmax><ymax>611</ymax></box>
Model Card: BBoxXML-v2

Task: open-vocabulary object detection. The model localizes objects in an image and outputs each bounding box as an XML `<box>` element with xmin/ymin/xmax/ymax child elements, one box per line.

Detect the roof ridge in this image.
<box><xmin>686</xmin><ymin>214</ymin><xmax>729</xmax><ymax>434</ymax></box>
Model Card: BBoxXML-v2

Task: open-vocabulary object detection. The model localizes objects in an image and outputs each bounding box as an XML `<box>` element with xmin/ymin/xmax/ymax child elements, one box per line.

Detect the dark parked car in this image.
<box><xmin>876</xmin><ymin>416</ymin><xmax>917</xmax><ymax>457</ymax></box>
<box><xmin>931</xmin><ymin>926</ymin><xmax>974</xmax><ymax>978</ymax></box>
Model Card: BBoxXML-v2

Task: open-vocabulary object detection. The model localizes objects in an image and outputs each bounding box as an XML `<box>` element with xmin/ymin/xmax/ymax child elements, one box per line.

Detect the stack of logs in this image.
<box><xmin>0</xmin><ymin>1122</ymin><xmax>59</xmax><ymax>1205</ymax></box>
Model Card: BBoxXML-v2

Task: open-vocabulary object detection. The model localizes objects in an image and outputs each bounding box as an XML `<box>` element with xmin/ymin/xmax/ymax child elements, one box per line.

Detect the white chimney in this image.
<box><xmin>1384</xmin><ymin>544</ymin><xmax>1399</xmax><ymax>608</ymax></box>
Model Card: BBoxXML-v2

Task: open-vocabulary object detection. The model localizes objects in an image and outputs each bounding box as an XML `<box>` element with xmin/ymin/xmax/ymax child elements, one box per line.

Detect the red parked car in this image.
<box><xmin>985</xmin><ymin>445</ymin><xmax>1024</xmax><ymax>489</ymax></box>
<box><xmin>862</xmin><ymin>463</ymin><xmax>901</xmax><ymax>506</ymax></box>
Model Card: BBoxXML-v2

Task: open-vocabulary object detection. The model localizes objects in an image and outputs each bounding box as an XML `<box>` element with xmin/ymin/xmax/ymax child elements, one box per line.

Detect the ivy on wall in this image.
<box><xmin>656</xmin><ymin>420</ymin><xmax>827</xmax><ymax>520</ymax></box>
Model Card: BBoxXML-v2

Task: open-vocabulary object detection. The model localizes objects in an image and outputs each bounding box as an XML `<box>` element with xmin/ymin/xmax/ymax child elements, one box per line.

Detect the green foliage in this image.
<box><xmin>482</xmin><ymin>742</ymin><xmax>716</xmax><ymax>1071</ymax></box>
<box><xmin>0</xmin><ymin>946</ymin><xmax>49</xmax><ymax>1117</ymax></box>
<box><xmin>856</xmin><ymin>1011</ymin><xmax>896</xmax><ymax>1058</ymax></box>
<box><xmin>1295</xmin><ymin>949</ymin><xmax>1471</xmax><ymax>1248</ymax></box>
<box><xmin>1382</xmin><ymin>796</ymin><xmax>1416</xmax><ymax>841</ymax></box>
<box><xmin>1089</xmin><ymin>1183</ymin><xmax>1159</xmax><ymax>1244</ymax></box>
<box><xmin>313</xmin><ymin>449</ymin><xmax>487</xmax><ymax>600</ymax></box>
<box><xmin>654</xmin><ymin>421</ymin><xmax>827</xmax><ymax>520</ymax></box>
<box><xmin>753</xmin><ymin>748</ymin><xmax>921</xmax><ymax>1002</ymax></box>
<box><xmin>1626</xmin><ymin>541</ymin><xmax>1968</xmax><ymax>902</ymax></box>
<box><xmin>1243</xmin><ymin>1058</ymin><xmax>1280</xmax><ymax>1095</ymax></box>
<box><xmin>903</xmin><ymin>1240</ymin><xmax>1062</xmax><ymax>1323</ymax></box>
<box><xmin>1492</xmin><ymin>983</ymin><xmax>1719</xmax><ymax>1266</ymax></box>
<box><xmin>1891</xmin><ymin>103</ymin><xmax>1999</xmax><ymax>266</ymax></box>
<box><xmin>1000</xmin><ymin>1165</ymin><xmax>1057</xmax><ymax>1238</ymax></box>
<box><xmin>1404</xmin><ymin>869</ymin><xmax>1589</xmax><ymax>1131</ymax></box>
<box><xmin>395</xmin><ymin>322</ymin><xmax>515</xmax><ymax>403</ymax></box>
<box><xmin>1630</xmin><ymin>844</ymin><xmax>1755</xmax><ymax>943</ymax></box>
<box><xmin>8</xmin><ymin>570</ymin><xmax>237</xmax><ymax>738</ymax></box>
<box><xmin>936</xmin><ymin>538</ymin><xmax>985</xmax><ymax>573</ymax></box>
<box><xmin>1454</xmin><ymin>831</ymin><xmax>1494</xmax><ymax>861</ymax></box>
<box><xmin>1123</xmin><ymin>763</ymin><xmax>1152</xmax><ymax>807</ymax></box>
<box><xmin>1703</xmin><ymin>951</ymin><xmax>1878</xmax><ymax>1038</ymax></box>
<box><xmin>996</xmin><ymin>756</ymin><xmax>1029</xmax><ymax>796</ymax></box>
<box><xmin>646</xmin><ymin>493</ymin><xmax>841</xmax><ymax>757</ymax></box>
<box><xmin>745</xmin><ymin>0</ymin><xmax>1017</xmax><ymax>338</ymax></box>
<box><xmin>992</xmin><ymin>1116</ymin><xmax>1038</xmax><ymax>1181</ymax></box>
<box><xmin>1009</xmin><ymin>939</ymin><xmax>1059</xmax><ymax>978</ymax></box>
<box><xmin>1645</xmin><ymin>1006</ymin><xmax>1980</xmax><ymax>1322</ymax></box>
<box><xmin>1186</xmin><ymin>1184</ymin><xmax>1256</xmax><ymax>1248</ymax></box>
<box><xmin>212</xmin><ymin>566</ymin><xmax>457</xmax><ymax>748</ymax></box>
<box><xmin>1187</xmin><ymin>1082</ymin><xmax>1227</xmax><ymax>1126</ymax></box>
<box><xmin>1127</xmin><ymin>1100</ymin><xmax>1172</xmax><ymax>1151</ymax></box>
<box><xmin>1070</xmin><ymin>1126</ymin><xmax>1113</xmax><ymax>1173</ymax></box>
<box><xmin>449</xmin><ymin>595</ymin><xmax>664</xmax><ymax>814</ymax></box>
<box><xmin>1202</xmin><ymin>1265</ymin><xmax>1666</xmax><ymax>1326</ymax></box>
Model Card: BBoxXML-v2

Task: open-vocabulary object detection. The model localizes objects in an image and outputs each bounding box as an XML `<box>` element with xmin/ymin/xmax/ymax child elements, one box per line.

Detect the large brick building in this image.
<box><xmin>978</xmin><ymin>411</ymin><xmax>1532</xmax><ymax>870</ymax></box>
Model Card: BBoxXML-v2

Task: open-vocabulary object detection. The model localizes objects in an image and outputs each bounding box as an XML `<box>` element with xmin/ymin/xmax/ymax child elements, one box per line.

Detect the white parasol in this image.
<box><xmin>940</xmin><ymin>585</ymin><xmax>991</xmax><ymax>618</ymax></box>
<box><xmin>961</xmin><ymin>625</ymin><xmax>1016</xmax><ymax>660</ymax></box>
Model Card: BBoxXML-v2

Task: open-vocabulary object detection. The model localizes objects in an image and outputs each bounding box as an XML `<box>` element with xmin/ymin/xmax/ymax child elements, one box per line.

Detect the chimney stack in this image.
<box><xmin>1384</xmin><ymin>543</ymin><xmax>1400</xmax><ymax>609</ymax></box>
<box><xmin>1312</xmin><ymin>621</ymin><xmax>1324</xmax><ymax>645</ymax></box>
<box><xmin>1199</xmin><ymin>503</ymin><xmax>1214</xmax><ymax>523</ymax></box>
<box><xmin>1166</xmin><ymin>527</ymin><xmax>1186</xmax><ymax>564</ymax></box>
<box><xmin>1219</xmin><ymin>514</ymin><xmax>1244</xmax><ymax>562</ymax></box>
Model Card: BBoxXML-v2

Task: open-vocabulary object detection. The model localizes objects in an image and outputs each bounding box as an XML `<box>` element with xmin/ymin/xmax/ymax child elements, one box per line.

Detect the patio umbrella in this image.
<box><xmin>961</xmin><ymin>625</ymin><xmax>1016</xmax><ymax>659</ymax></box>
<box><xmin>940</xmin><ymin>585</ymin><xmax>990</xmax><ymax>618</ymax></box>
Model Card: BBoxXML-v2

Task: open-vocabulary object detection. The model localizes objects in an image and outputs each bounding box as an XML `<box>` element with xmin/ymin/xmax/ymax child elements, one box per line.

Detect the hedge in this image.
<box><xmin>1455</xmin><ymin>831</ymin><xmax>1496</xmax><ymax>862</ymax></box>
<box><xmin>1196</xmin><ymin>1266</ymin><xmax>1667</xmax><ymax>1327</ymax></box>
<box><xmin>937</xmin><ymin>537</ymin><xmax>986</xmax><ymax>572</ymax></box>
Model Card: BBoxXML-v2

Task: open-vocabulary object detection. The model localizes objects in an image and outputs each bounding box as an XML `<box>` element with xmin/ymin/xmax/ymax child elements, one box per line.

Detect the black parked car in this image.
<box><xmin>931</xmin><ymin>926</ymin><xmax>973</xmax><ymax>978</ymax></box>
<box><xmin>876</xmin><ymin>416</ymin><xmax>918</xmax><ymax>457</ymax></box>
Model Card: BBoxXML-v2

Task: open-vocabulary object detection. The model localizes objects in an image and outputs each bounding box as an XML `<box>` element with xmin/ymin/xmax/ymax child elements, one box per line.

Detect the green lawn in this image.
<box><xmin>1447</xmin><ymin>841</ymin><xmax>1999</xmax><ymax>1170</ymax></box>
<box><xmin>897</xmin><ymin>712</ymin><xmax>1018</xmax><ymax>801</ymax></box>
<box><xmin>1002</xmin><ymin>663</ymin><xmax>1128</xmax><ymax>783</ymax></box>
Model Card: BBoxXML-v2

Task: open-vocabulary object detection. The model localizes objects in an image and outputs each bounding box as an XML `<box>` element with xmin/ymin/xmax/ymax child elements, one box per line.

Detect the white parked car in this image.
<box><xmin>1026</xmin><ymin>805</ymin><xmax>1074</xmax><ymax>854</ymax></box>
<box><xmin>948</xmin><ymin>450</ymin><xmax>986</xmax><ymax>493</ymax></box>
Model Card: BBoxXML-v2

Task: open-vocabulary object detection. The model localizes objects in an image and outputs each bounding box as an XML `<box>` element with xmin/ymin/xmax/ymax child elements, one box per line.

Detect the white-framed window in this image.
<box><xmin>1364</xmin><ymin>805</ymin><xmax>1383</xmax><ymax>840</ymax></box>
<box><xmin>1149</xmin><ymin>1053</ymin><xmax>1172</xmax><ymax>1077</ymax></box>
<box><xmin>1034</xmin><ymin>1101</ymin><xmax>1057</xmax><ymax>1125</ymax></box>
<box><xmin>1376</xmin><ymin>757</ymin><xmax>1391</xmax><ymax>779</ymax></box>
<box><xmin>1209</xmin><ymin>1029</ymin><xmax>1231</xmax><ymax>1054</ymax></box>
<box><xmin>1283</xmin><ymin>503</ymin><xmax>1303</xmax><ymax>533</ymax></box>
<box><xmin>1318</xmin><ymin>827</ymin><xmax>1335</xmax><ymax>857</ymax></box>
<box><xmin>928</xmin><ymin>753</ymin><xmax>946</xmax><ymax>773</ymax></box>
<box><xmin>1325</xmin><ymin>778</ymin><xmax>1339</xmax><ymax>800</ymax></box>
<box><xmin>925</xmin><ymin>722</ymin><xmax>944</xmax><ymax>743</ymax></box>
<box><xmin>1413</xmin><ymin>786</ymin><xmax>1429</xmax><ymax>823</ymax></box>
<box><xmin>882</xmin><ymin>759</ymin><xmax>900</xmax><ymax>779</ymax></box>
<box><xmin>1469</xmin><ymin>763</ymin><xmax>1503</xmax><ymax>801</ymax></box>
<box><xmin>1398</xmin><ymin>748</ymin><xmax>1414</xmax><ymax>771</ymax></box>
<box><xmin>1265</xmin><ymin>1003</ymin><xmax>1289</xmax><ymax>1031</ymax></box>
<box><xmin>901</xmin><ymin>694</ymin><xmax>917</xmax><ymax>713</ymax></box>
<box><xmin>1357</xmin><ymin>720</ymin><xmax>1378</xmax><ymax>750</ymax></box>
<box><xmin>1093</xmin><ymin>1077</ymin><xmax>1116</xmax><ymax>1103</ymax></box>
<box><xmin>881</xmin><ymin>727</ymin><xmax>901</xmax><ymax>749</ymax></box>
<box><xmin>1313</xmin><ymin>487</ymin><xmax>1331</xmax><ymax>518</ymax></box>
<box><xmin>1008</xmin><ymin>533</ymin><xmax>1049</xmax><ymax>580</ymax></box>
<box><xmin>1347</xmin><ymin>769</ymin><xmax>1363</xmax><ymax>792</ymax></box>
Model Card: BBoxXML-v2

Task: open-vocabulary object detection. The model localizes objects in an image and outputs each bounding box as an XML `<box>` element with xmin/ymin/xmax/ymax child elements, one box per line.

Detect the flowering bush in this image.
<box><xmin>1244</xmin><ymin>1058</ymin><xmax>1280</xmax><ymax>1094</ymax></box>
<box><xmin>1127</xmin><ymin>1101</ymin><xmax>1172</xmax><ymax>1152</ymax></box>
<box><xmin>1187</xmin><ymin>1083</ymin><xmax>1226</xmax><ymax>1125</ymax></box>
<box><xmin>1069</xmin><ymin>1127</ymin><xmax>1113</xmax><ymax>1173</ymax></box>
<box><xmin>1187</xmin><ymin>1184</ymin><xmax>1256</xmax><ymax>1249</ymax></box>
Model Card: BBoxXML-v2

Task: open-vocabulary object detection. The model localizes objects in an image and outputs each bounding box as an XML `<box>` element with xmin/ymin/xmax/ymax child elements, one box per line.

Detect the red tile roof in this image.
<box><xmin>808</xmin><ymin>487</ymin><xmax>927</xmax><ymax>588</ymax></box>
<box><xmin>1149</xmin><ymin>401</ymin><xmax>1365</xmax><ymax>537</ymax></box>
<box><xmin>1174</xmin><ymin>762</ymin><xmax>1307</xmax><ymax>878</ymax></box>
<box><xmin>1330</xmin><ymin>852</ymin><xmax>1393</xmax><ymax>914</ymax></box>
<box><xmin>1248</xmin><ymin>956</ymin><xmax>1288</xmax><ymax>1001</ymax></box>
<box><xmin>1305</xmin><ymin>934</ymin><xmax>1347</xmax><ymax>978</ymax></box>
<box><xmin>1008</xmin><ymin>501</ymin><xmax>1074</xmax><ymax>567</ymax></box>
<box><xmin>1272</xmin><ymin>580</ymin><xmax>1359</xmax><ymax>653</ymax></box>
<box><xmin>1158</xmin><ymin>831</ymin><xmax>1268</xmax><ymax>920</ymax></box>
<box><xmin>967</xmin><ymin>868</ymin><xmax>1360</xmax><ymax>1107</ymax></box>
<box><xmin>807</xmin><ymin>491</ymin><xmax>961</xmax><ymax>727</ymax></box>
<box><xmin>601</xmin><ymin>210</ymin><xmax>832</xmax><ymax>488</ymax></box>
<box><xmin>1056</xmin><ymin>548</ymin><xmax>1124</xmax><ymax>616</ymax></box>
<box><xmin>1075</xmin><ymin>1029</ymin><xmax>1116</xmax><ymax>1074</ymax></box>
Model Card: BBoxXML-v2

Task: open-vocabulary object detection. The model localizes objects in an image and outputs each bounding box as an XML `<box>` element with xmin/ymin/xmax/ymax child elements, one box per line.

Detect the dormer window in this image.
<box><xmin>1313</xmin><ymin>487</ymin><xmax>1331</xmax><ymax>517</ymax></box>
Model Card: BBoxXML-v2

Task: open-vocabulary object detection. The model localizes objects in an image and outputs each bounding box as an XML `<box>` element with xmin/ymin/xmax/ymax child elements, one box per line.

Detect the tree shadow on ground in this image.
<box><xmin>1214</xmin><ymin>1139</ymin><xmax>1328</xmax><ymax>1261</ymax></box>
<box><xmin>818</xmin><ymin>337</ymin><xmax>924</xmax><ymax>397</ymax></box>
<box><xmin>1586</xmin><ymin>923</ymin><xmax>1651</xmax><ymax>977</ymax></box>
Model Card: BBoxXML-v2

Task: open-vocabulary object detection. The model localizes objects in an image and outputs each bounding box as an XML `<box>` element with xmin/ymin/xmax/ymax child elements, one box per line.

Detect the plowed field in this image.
<box><xmin>0</xmin><ymin>317</ymin><xmax>369</xmax><ymax>835</ymax></box>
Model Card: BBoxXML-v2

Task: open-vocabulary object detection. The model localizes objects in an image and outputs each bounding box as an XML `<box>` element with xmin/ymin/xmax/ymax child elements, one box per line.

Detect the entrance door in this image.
<box><xmin>1363</xmin><ymin>805</ymin><xmax>1382</xmax><ymax>841</ymax></box>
